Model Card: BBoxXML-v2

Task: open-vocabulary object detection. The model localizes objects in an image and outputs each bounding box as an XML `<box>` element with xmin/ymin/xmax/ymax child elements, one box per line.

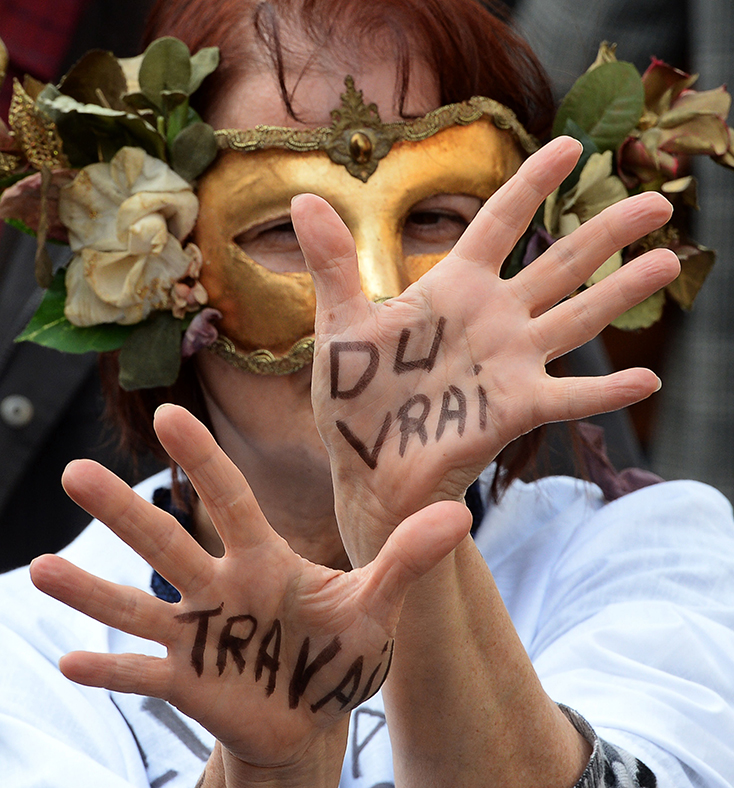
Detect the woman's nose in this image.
<box><xmin>353</xmin><ymin>225</ymin><xmax>409</xmax><ymax>302</ymax></box>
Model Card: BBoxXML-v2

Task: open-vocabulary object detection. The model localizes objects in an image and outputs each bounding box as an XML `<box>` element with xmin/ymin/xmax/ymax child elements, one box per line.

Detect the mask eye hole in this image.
<box><xmin>402</xmin><ymin>194</ymin><xmax>482</xmax><ymax>257</ymax></box>
<box><xmin>234</xmin><ymin>216</ymin><xmax>307</xmax><ymax>273</ymax></box>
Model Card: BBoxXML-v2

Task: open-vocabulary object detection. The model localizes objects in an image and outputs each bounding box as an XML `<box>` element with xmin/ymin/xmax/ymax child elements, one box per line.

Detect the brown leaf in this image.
<box><xmin>58</xmin><ymin>50</ymin><xmax>128</xmax><ymax>112</ymax></box>
<box><xmin>666</xmin><ymin>245</ymin><xmax>716</xmax><ymax>309</ymax></box>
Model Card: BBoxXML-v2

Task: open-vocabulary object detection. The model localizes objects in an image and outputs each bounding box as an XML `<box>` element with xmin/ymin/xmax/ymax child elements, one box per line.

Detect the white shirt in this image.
<box><xmin>0</xmin><ymin>470</ymin><xmax>732</xmax><ymax>787</ymax></box>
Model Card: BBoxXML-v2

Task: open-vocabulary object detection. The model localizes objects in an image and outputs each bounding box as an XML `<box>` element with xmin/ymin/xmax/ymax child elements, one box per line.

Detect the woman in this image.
<box><xmin>2</xmin><ymin>1</ymin><xmax>734</xmax><ymax>786</ymax></box>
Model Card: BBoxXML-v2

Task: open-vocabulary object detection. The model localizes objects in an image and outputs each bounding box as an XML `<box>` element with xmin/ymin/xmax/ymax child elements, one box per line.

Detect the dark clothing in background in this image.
<box><xmin>0</xmin><ymin>0</ymin><xmax>160</xmax><ymax>572</ymax></box>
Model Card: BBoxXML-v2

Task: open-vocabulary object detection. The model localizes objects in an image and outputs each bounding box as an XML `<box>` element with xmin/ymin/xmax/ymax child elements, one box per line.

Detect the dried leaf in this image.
<box><xmin>666</xmin><ymin>245</ymin><xmax>715</xmax><ymax>309</ymax></box>
<box><xmin>9</xmin><ymin>80</ymin><xmax>68</xmax><ymax>169</ymax></box>
<box><xmin>34</xmin><ymin>166</ymin><xmax>53</xmax><ymax>288</ymax></box>
<box><xmin>587</xmin><ymin>41</ymin><xmax>618</xmax><ymax>72</ymax></box>
<box><xmin>58</xmin><ymin>50</ymin><xmax>128</xmax><ymax>111</ymax></box>
<box><xmin>0</xmin><ymin>37</ymin><xmax>7</xmax><ymax>86</ymax></box>
<box><xmin>188</xmin><ymin>47</ymin><xmax>219</xmax><ymax>94</ymax></box>
<box><xmin>611</xmin><ymin>288</ymin><xmax>666</xmax><ymax>330</ymax></box>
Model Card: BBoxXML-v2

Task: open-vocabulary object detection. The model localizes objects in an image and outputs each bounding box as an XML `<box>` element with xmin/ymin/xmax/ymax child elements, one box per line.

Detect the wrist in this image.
<box><xmin>200</xmin><ymin>724</ymin><xmax>348</xmax><ymax>788</ymax></box>
<box><xmin>332</xmin><ymin>463</ymin><xmax>467</xmax><ymax>567</ymax></box>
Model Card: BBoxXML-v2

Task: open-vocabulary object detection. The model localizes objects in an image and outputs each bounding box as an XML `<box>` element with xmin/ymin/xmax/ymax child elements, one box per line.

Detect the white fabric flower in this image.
<box><xmin>59</xmin><ymin>146</ymin><xmax>202</xmax><ymax>326</ymax></box>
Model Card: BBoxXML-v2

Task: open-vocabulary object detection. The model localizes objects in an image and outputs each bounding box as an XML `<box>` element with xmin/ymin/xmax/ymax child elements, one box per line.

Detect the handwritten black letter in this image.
<box><xmin>289</xmin><ymin>636</ymin><xmax>342</xmax><ymax>709</ymax></box>
<box><xmin>311</xmin><ymin>656</ymin><xmax>364</xmax><ymax>713</ymax></box>
<box><xmin>393</xmin><ymin>317</ymin><xmax>446</xmax><ymax>374</ymax></box>
<box><xmin>254</xmin><ymin>619</ymin><xmax>282</xmax><ymax>697</ymax></box>
<box><xmin>175</xmin><ymin>604</ymin><xmax>224</xmax><ymax>677</ymax></box>
<box><xmin>397</xmin><ymin>394</ymin><xmax>431</xmax><ymax>457</ymax></box>
<box><xmin>336</xmin><ymin>411</ymin><xmax>392</xmax><ymax>469</ymax></box>
<box><xmin>330</xmin><ymin>342</ymin><xmax>380</xmax><ymax>399</ymax></box>
<box><xmin>477</xmin><ymin>385</ymin><xmax>488</xmax><ymax>431</ymax></box>
<box><xmin>216</xmin><ymin>615</ymin><xmax>258</xmax><ymax>676</ymax></box>
<box><xmin>435</xmin><ymin>385</ymin><xmax>467</xmax><ymax>441</ymax></box>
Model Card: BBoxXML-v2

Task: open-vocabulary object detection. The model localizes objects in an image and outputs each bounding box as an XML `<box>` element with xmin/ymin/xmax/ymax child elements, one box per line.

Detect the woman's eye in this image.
<box><xmin>402</xmin><ymin>195</ymin><xmax>482</xmax><ymax>256</ymax></box>
<box><xmin>234</xmin><ymin>218</ymin><xmax>306</xmax><ymax>273</ymax></box>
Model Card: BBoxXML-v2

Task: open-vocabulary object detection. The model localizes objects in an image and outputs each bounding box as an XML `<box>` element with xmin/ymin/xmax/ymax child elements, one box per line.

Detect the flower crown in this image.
<box><xmin>1</xmin><ymin>38</ymin><xmax>732</xmax><ymax>390</ymax></box>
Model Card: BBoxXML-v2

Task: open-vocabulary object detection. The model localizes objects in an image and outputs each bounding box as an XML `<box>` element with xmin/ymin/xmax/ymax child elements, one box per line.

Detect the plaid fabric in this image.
<box><xmin>514</xmin><ymin>0</ymin><xmax>734</xmax><ymax>501</ymax></box>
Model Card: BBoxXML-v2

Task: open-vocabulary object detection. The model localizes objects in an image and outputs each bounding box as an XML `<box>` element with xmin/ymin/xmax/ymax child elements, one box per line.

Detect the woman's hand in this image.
<box><xmin>294</xmin><ymin>136</ymin><xmax>680</xmax><ymax>563</ymax></box>
<box><xmin>30</xmin><ymin>404</ymin><xmax>471</xmax><ymax>778</ymax></box>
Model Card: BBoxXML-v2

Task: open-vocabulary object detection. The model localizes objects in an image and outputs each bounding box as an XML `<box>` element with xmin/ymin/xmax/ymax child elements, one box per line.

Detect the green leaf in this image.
<box><xmin>611</xmin><ymin>288</ymin><xmax>666</xmax><ymax>330</ymax></box>
<box><xmin>40</xmin><ymin>94</ymin><xmax>167</xmax><ymax>165</ymax></box>
<box><xmin>139</xmin><ymin>38</ymin><xmax>192</xmax><ymax>109</ymax></box>
<box><xmin>118</xmin><ymin>311</ymin><xmax>182</xmax><ymax>390</ymax></box>
<box><xmin>171</xmin><ymin>122</ymin><xmax>217</xmax><ymax>181</ymax></box>
<box><xmin>122</xmin><ymin>91</ymin><xmax>161</xmax><ymax>114</ymax></box>
<box><xmin>553</xmin><ymin>61</ymin><xmax>645</xmax><ymax>152</ymax></box>
<box><xmin>15</xmin><ymin>269</ymin><xmax>134</xmax><ymax>352</ymax></box>
<box><xmin>165</xmin><ymin>99</ymin><xmax>190</xmax><ymax>146</ymax></box>
<box><xmin>188</xmin><ymin>47</ymin><xmax>219</xmax><ymax>94</ymax></box>
<box><xmin>160</xmin><ymin>90</ymin><xmax>189</xmax><ymax>114</ymax></box>
<box><xmin>0</xmin><ymin>170</ymin><xmax>31</xmax><ymax>191</ymax></box>
<box><xmin>4</xmin><ymin>217</ymin><xmax>36</xmax><ymax>237</ymax></box>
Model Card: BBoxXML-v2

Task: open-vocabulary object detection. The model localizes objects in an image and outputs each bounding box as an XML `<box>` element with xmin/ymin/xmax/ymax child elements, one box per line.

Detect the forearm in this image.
<box><xmin>197</xmin><ymin>726</ymin><xmax>348</xmax><ymax>788</ymax></box>
<box><xmin>381</xmin><ymin>537</ymin><xmax>591</xmax><ymax>788</ymax></box>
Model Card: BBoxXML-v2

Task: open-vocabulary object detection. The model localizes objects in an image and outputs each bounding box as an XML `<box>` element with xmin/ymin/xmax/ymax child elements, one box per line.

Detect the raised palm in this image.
<box><xmin>30</xmin><ymin>404</ymin><xmax>470</xmax><ymax>768</ymax></box>
<box><xmin>295</xmin><ymin>137</ymin><xmax>679</xmax><ymax>561</ymax></box>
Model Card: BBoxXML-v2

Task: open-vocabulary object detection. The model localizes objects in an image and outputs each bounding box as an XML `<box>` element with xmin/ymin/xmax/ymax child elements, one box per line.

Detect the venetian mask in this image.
<box><xmin>195</xmin><ymin>79</ymin><xmax>536</xmax><ymax>374</ymax></box>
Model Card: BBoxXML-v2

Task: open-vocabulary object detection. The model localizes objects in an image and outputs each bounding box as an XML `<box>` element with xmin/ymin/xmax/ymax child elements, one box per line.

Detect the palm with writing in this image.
<box><xmin>30</xmin><ymin>404</ymin><xmax>470</xmax><ymax>773</ymax></box>
<box><xmin>295</xmin><ymin>137</ymin><xmax>680</xmax><ymax>564</ymax></box>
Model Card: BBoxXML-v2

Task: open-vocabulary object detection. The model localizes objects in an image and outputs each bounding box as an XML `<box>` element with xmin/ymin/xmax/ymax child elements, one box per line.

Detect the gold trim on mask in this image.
<box><xmin>215</xmin><ymin>76</ymin><xmax>538</xmax><ymax>182</ymax></box>
<box><xmin>209</xmin><ymin>335</ymin><xmax>315</xmax><ymax>375</ymax></box>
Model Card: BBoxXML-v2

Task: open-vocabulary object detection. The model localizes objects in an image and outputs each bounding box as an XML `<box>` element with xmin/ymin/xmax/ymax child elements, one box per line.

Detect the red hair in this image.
<box><xmin>102</xmin><ymin>0</ymin><xmax>556</xmax><ymax>498</ymax></box>
<box><xmin>143</xmin><ymin>0</ymin><xmax>554</xmax><ymax>138</ymax></box>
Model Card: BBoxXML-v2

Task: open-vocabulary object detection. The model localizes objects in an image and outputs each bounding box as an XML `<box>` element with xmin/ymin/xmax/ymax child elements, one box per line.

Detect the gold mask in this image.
<box><xmin>196</xmin><ymin>80</ymin><xmax>535</xmax><ymax>374</ymax></box>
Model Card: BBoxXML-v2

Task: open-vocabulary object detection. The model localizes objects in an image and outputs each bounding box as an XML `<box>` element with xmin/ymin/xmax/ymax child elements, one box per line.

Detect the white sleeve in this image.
<box><xmin>524</xmin><ymin>480</ymin><xmax>734</xmax><ymax>788</ymax></box>
<box><xmin>0</xmin><ymin>603</ymin><xmax>151</xmax><ymax>786</ymax></box>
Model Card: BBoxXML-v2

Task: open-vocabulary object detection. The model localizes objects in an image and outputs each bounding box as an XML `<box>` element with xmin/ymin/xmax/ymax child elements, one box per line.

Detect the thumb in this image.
<box><xmin>362</xmin><ymin>500</ymin><xmax>472</xmax><ymax>626</ymax></box>
<box><xmin>291</xmin><ymin>193</ymin><xmax>368</xmax><ymax>331</ymax></box>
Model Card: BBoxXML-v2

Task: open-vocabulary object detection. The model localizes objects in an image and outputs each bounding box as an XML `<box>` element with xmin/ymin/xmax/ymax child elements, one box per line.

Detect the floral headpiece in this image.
<box><xmin>507</xmin><ymin>42</ymin><xmax>734</xmax><ymax>328</ymax></box>
<box><xmin>0</xmin><ymin>38</ymin><xmax>732</xmax><ymax>389</ymax></box>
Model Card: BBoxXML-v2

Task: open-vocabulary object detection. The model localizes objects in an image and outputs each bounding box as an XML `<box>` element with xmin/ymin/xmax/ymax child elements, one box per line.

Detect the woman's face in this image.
<box><xmin>195</xmin><ymin>57</ymin><xmax>446</xmax><ymax>430</ymax></box>
<box><xmin>193</xmin><ymin>52</ymin><xmax>519</xmax><ymax>564</ymax></box>
<box><xmin>194</xmin><ymin>55</ymin><xmax>446</xmax><ymax>564</ymax></box>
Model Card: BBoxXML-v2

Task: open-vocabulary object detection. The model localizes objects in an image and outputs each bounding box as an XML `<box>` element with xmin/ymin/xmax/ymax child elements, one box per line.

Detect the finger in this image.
<box><xmin>61</xmin><ymin>459</ymin><xmax>211</xmax><ymax>595</ymax></box>
<box><xmin>30</xmin><ymin>554</ymin><xmax>177</xmax><ymax>645</ymax></box>
<box><xmin>535</xmin><ymin>247</ymin><xmax>680</xmax><ymax>360</ymax></box>
<box><xmin>540</xmin><ymin>367</ymin><xmax>662</xmax><ymax>424</ymax></box>
<box><xmin>452</xmin><ymin>136</ymin><xmax>582</xmax><ymax>271</ymax></box>
<box><xmin>362</xmin><ymin>500</ymin><xmax>472</xmax><ymax>623</ymax></box>
<box><xmin>291</xmin><ymin>193</ymin><xmax>369</xmax><ymax>331</ymax></box>
<box><xmin>513</xmin><ymin>191</ymin><xmax>674</xmax><ymax>315</ymax></box>
<box><xmin>59</xmin><ymin>651</ymin><xmax>172</xmax><ymax>698</ymax></box>
<box><xmin>153</xmin><ymin>404</ymin><xmax>277</xmax><ymax>552</ymax></box>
